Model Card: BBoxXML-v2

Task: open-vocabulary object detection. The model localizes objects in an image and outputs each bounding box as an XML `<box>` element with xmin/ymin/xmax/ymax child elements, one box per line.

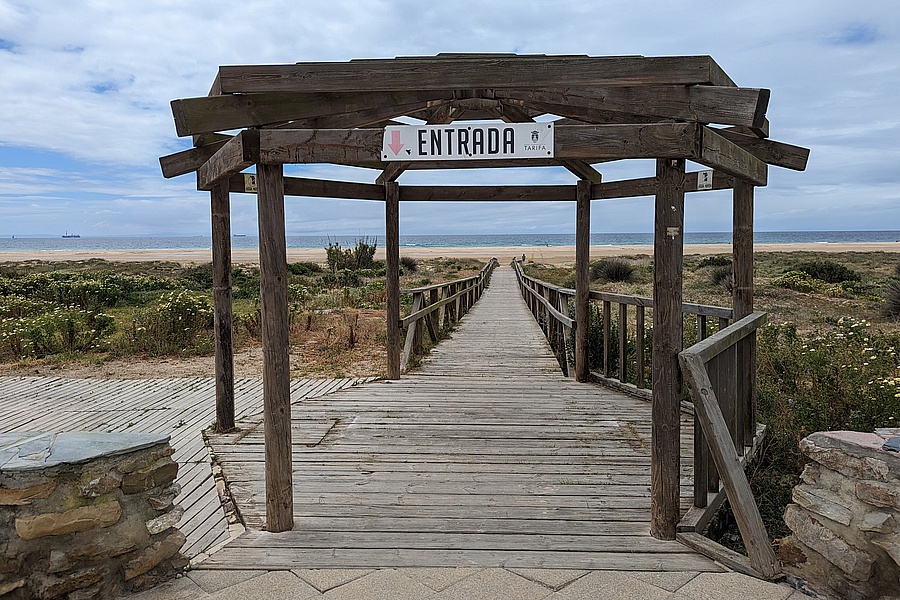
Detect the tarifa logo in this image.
<box><xmin>531</xmin><ymin>130</ymin><xmax>539</xmax><ymax>143</ymax></box>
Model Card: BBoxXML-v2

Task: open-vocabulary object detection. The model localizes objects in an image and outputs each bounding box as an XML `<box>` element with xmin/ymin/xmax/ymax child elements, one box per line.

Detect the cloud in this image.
<box><xmin>0</xmin><ymin>0</ymin><xmax>898</xmax><ymax>235</ymax></box>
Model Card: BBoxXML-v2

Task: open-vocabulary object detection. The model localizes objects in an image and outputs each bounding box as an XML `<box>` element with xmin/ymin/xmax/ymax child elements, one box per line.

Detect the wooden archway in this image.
<box><xmin>160</xmin><ymin>54</ymin><xmax>809</xmax><ymax>538</ymax></box>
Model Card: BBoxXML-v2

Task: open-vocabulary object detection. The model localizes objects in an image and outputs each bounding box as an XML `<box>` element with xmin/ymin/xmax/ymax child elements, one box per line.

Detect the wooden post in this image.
<box><xmin>256</xmin><ymin>163</ymin><xmax>293</xmax><ymax>532</ymax></box>
<box><xmin>733</xmin><ymin>179</ymin><xmax>756</xmax><ymax>446</ymax></box>
<box><xmin>574</xmin><ymin>179</ymin><xmax>591</xmax><ymax>382</ymax></box>
<box><xmin>385</xmin><ymin>182</ymin><xmax>401</xmax><ymax>379</ymax></box>
<box><xmin>210</xmin><ymin>182</ymin><xmax>235</xmax><ymax>432</ymax></box>
<box><xmin>651</xmin><ymin>157</ymin><xmax>685</xmax><ymax>540</ymax></box>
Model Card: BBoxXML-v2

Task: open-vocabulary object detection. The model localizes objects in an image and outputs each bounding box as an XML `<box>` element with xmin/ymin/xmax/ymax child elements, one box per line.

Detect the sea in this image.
<box><xmin>0</xmin><ymin>231</ymin><xmax>899</xmax><ymax>252</ymax></box>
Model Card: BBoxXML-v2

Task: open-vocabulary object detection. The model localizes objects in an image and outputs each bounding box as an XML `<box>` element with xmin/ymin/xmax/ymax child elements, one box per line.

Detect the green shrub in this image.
<box><xmin>792</xmin><ymin>259</ymin><xmax>860</xmax><ymax>284</ymax></box>
<box><xmin>288</xmin><ymin>261</ymin><xmax>322</xmax><ymax>276</ymax></box>
<box><xmin>399</xmin><ymin>256</ymin><xmax>418</xmax><ymax>273</ymax></box>
<box><xmin>231</xmin><ymin>267</ymin><xmax>260</xmax><ymax>300</ymax></box>
<box><xmin>697</xmin><ymin>256</ymin><xmax>732</xmax><ymax>268</ymax></box>
<box><xmin>774</xmin><ymin>271</ymin><xmax>826</xmax><ymax>293</ymax></box>
<box><xmin>0</xmin><ymin>296</ymin><xmax>56</xmax><ymax>319</ymax></box>
<box><xmin>590</xmin><ymin>259</ymin><xmax>635</xmax><ymax>283</ymax></box>
<box><xmin>125</xmin><ymin>290</ymin><xmax>213</xmax><ymax>355</ymax></box>
<box><xmin>885</xmin><ymin>279</ymin><xmax>900</xmax><ymax>318</ymax></box>
<box><xmin>0</xmin><ymin>307</ymin><xmax>114</xmax><ymax>359</ymax></box>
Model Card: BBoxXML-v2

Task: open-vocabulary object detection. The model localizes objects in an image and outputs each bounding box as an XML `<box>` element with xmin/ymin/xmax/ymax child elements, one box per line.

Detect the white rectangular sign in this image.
<box><xmin>382</xmin><ymin>122</ymin><xmax>554</xmax><ymax>162</ymax></box>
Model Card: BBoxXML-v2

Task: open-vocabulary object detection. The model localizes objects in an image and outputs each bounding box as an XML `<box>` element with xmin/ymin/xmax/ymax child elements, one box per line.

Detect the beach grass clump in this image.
<box><xmin>697</xmin><ymin>255</ymin><xmax>732</xmax><ymax>269</ymax></box>
<box><xmin>885</xmin><ymin>279</ymin><xmax>900</xmax><ymax>318</ymax></box>
<box><xmin>774</xmin><ymin>270</ymin><xmax>826</xmax><ymax>294</ymax></box>
<box><xmin>792</xmin><ymin>259</ymin><xmax>860</xmax><ymax>284</ymax></box>
<box><xmin>288</xmin><ymin>261</ymin><xmax>323</xmax><ymax>276</ymax></box>
<box><xmin>708</xmin><ymin>265</ymin><xmax>733</xmax><ymax>291</ymax></box>
<box><xmin>400</xmin><ymin>255</ymin><xmax>418</xmax><ymax>273</ymax></box>
<box><xmin>590</xmin><ymin>258</ymin><xmax>636</xmax><ymax>283</ymax></box>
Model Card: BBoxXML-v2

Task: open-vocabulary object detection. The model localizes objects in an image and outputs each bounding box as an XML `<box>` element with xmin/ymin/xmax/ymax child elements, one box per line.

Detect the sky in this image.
<box><xmin>0</xmin><ymin>0</ymin><xmax>898</xmax><ymax>238</ymax></box>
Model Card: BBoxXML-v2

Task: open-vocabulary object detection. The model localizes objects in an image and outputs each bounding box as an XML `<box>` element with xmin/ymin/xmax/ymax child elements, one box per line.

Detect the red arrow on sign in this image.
<box><xmin>388</xmin><ymin>130</ymin><xmax>405</xmax><ymax>155</ymax></box>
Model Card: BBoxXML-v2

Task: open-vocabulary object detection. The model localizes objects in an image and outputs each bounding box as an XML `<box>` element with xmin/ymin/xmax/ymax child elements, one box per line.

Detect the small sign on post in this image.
<box><xmin>382</xmin><ymin>123</ymin><xmax>554</xmax><ymax>162</ymax></box>
<box><xmin>244</xmin><ymin>173</ymin><xmax>258</xmax><ymax>193</ymax></box>
<box><xmin>697</xmin><ymin>170</ymin><xmax>714</xmax><ymax>191</ymax></box>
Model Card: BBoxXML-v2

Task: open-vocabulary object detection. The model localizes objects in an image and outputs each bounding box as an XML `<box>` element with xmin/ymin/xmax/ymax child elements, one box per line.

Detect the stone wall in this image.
<box><xmin>0</xmin><ymin>432</ymin><xmax>186</xmax><ymax>599</ymax></box>
<box><xmin>780</xmin><ymin>430</ymin><xmax>900</xmax><ymax>600</ymax></box>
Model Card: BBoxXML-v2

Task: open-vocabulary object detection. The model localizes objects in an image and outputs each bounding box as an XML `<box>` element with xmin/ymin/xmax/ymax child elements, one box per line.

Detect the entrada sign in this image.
<box><xmin>382</xmin><ymin>123</ymin><xmax>554</xmax><ymax>161</ymax></box>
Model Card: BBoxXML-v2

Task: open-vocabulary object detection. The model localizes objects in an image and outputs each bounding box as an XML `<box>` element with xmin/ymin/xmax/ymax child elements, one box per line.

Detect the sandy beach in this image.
<box><xmin>0</xmin><ymin>242</ymin><xmax>898</xmax><ymax>266</ymax></box>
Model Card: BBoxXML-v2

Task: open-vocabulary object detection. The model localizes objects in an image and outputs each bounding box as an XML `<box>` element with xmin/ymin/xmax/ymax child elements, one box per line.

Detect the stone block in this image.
<box><xmin>117</xmin><ymin>444</ymin><xmax>173</xmax><ymax>474</ymax></box>
<box><xmin>873</xmin><ymin>534</ymin><xmax>900</xmax><ymax>568</ymax></box>
<box><xmin>15</xmin><ymin>500</ymin><xmax>121</xmax><ymax>541</ymax></box>
<box><xmin>0</xmin><ymin>480</ymin><xmax>55</xmax><ymax>506</ymax></box>
<box><xmin>783</xmin><ymin>504</ymin><xmax>873</xmax><ymax>581</ymax></box>
<box><xmin>792</xmin><ymin>485</ymin><xmax>853</xmax><ymax>526</ymax></box>
<box><xmin>121</xmin><ymin>458</ymin><xmax>178</xmax><ymax>495</ymax></box>
<box><xmin>0</xmin><ymin>579</ymin><xmax>24</xmax><ymax>596</ymax></box>
<box><xmin>800</xmin><ymin>432</ymin><xmax>897</xmax><ymax>482</ymax></box>
<box><xmin>47</xmin><ymin>531</ymin><xmax>138</xmax><ymax>573</ymax></box>
<box><xmin>859</xmin><ymin>511</ymin><xmax>893</xmax><ymax>533</ymax></box>
<box><xmin>123</xmin><ymin>528</ymin><xmax>186</xmax><ymax>581</ymax></box>
<box><xmin>79</xmin><ymin>471</ymin><xmax>123</xmax><ymax>498</ymax></box>
<box><xmin>147</xmin><ymin>483</ymin><xmax>181</xmax><ymax>511</ymax></box>
<box><xmin>856</xmin><ymin>480</ymin><xmax>900</xmax><ymax>510</ymax></box>
<box><xmin>0</xmin><ymin>552</ymin><xmax>23</xmax><ymax>574</ymax></box>
<box><xmin>35</xmin><ymin>565</ymin><xmax>107</xmax><ymax>599</ymax></box>
<box><xmin>146</xmin><ymin>505</ymin><xmax>184</xmax><ymax>535</ymax></box>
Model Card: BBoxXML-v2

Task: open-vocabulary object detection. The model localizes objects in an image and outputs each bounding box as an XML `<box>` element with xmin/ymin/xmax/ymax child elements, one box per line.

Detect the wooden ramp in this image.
<box><xmin>204</xmin><ymin>266</ymin><xmax>720</xmax><ymax>572</ymax></box>
<box><xmin>0</xmin><ymin>375</ymin><xmax>370</xmax><ymax>558</ymax></box>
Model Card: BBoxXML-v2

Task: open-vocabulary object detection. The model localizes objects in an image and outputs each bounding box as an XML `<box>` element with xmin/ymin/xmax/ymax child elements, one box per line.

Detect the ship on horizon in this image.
<box><xmin>61</xmin><ymin>231</ymin><xmax>81</xmax><ymax>238</ymax></box>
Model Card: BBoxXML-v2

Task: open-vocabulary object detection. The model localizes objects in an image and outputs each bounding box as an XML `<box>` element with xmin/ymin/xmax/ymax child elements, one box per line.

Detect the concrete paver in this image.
<box><xmin>668</xmin><ymin>572</ymin><xmax>795</xmax><ymax>600</ymax></box>
<box><xmin>321</xmin><ymin>569</ymin><xmax>437</xmax><ymax>599</ymax></box>
<box><xmin>206</xmin><ymin>571</ymin><xmax>320</xmax><ymax>600</ymax></box>
<box><xmin>505</xmin><ymin>568</ymin><xmax>590</xmax><ymax>591</ymax></box>
<box><xmin>293</xmin><ymin>569</ymin><xmax>376</xmax><ymax>593</ymax></box>
<box><xmin>628</xmin><ymin>571</ymin><xmax>699</xmax><ymax>592</ymax></box>
<box><xmin>396</xmin><ymin>567</ymin><xmax>482</xmax><ymax>592</ymax></box>
<box><xmin>430</xmin><ymin>568</ymin><xmax>553</xmax><ymax>600</ymax></box>
<box><xmin>549</xmin><ymin>571</ymin><xmax>671</xmax><ymax>600</ymax></box>
<box><xmin>186</xmin><ymin>570</ymin><xmax>267</xmax><ymax>594</ymax></box>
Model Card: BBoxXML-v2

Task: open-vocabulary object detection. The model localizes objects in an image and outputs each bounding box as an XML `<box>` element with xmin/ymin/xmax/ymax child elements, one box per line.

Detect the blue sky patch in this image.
<box><xmin>90</xmin><ymin>82</ymin><xmax>118</xmax><ymax>94</ymax></box>
<box><xmin>0</xmin><ymin>38</ymin><xmax>16</xmax><ymax>51</ymax></box>
<box><xmin>831</xmin><ymin>23</ymin><xmax>880</xmax><ymax>45</ymax></box>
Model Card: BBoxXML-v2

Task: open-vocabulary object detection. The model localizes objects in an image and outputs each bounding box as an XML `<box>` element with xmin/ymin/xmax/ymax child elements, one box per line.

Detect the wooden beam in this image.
<box><xmin>679</xmin><ymin>352</ymin><xmax>780</xmax><ymax>579</ymax></box>
<box><xmin>216</xmin><ymin>55</ymin><xmax>735</xmax><ymax>94</ymax></box>
<box><xmin>498</xmin><ymin>85</ymin><xmax>770</xmax><ymax>129</ymax></box>
<box><xmin>160</xmin><ymin>139</ymin><xmax>228</xmax><ymax>179</ymax></box>
<box><xmin>401</xmin><ymin>185</ymin><xmax>575</xmax><ymax>202</ymax></box>
<box><xmin>197</xmin><ymin>130</ymin><xmax>260</xmax><ymax>191</ymax></box>
<box><xmin>256</xmin><ymin>163</ymin><xmax>293</xmax><ymax>532</ymax></box>
<box><xmin>733</xmin><ymin>180</ymin><xmax>757</xmax><ymax>447</ymax></box>
<box><xmin>385</xmin><ymin>182</ymin><xmax>401</xmax><ymax>380</ymax></box>
<box><xmin>575</xmin><ymin>180</ymin><xmax>592</xmax><ymax>382</ymax></box>
<box><xmin>496</xmin><ymin>101</ymin><xmax>602</xmax><ymax>183</ymax></box>
<box><xmin>257</xmin><ymin>123</ymin><xmax>701</xmax><ymax>167</ymax></box>
<box><xmin>172</xmin><ymin>91</ymin><xmax>450</xmax><ymax>137</ymax></box>
<box><xmin>227</xmin><ymin>175</ymin><xmax>385</xmax><ymax>200</ymax></box>
<box><xmin>715</xmin><ymin>128</ymin><xmax>810</xmax><ymax>171</ymax></box>
<box><xmin>698</xmin><ymin>127</ymin><xmax>767</xmax><ymax>186</ymax></box>
<box><xmin>651</xmin><ymin>157</ymin><xmax>685</xmax><ymax>541</ymax></box>
<box><xmin>210</xmin><ymin>182</ymin><xmax>235</xmax><ymax>433</ymax></box>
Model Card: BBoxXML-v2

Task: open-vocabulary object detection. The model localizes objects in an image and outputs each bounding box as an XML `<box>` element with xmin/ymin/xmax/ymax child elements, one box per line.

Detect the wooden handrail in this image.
<box><xmin>678</xmin><ymin>311</ymin><xmax>777</xmax><ymax>579</ymax></box>
<box><xmin>399</xmin><ymin>258</ymin><xmax>498</xmax><ymax>372</ymax></box>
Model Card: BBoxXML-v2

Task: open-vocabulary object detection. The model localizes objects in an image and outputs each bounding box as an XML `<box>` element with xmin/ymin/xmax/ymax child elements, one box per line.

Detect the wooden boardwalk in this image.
<box><xmin>0</xmin><ymin>375</ymin><xmax>370</xmax><ymax>558</ymax></box>
<box><xmin>203</xmin><ymin>266</ymin><xmax>720</xmax><ymax>572</ymax></box>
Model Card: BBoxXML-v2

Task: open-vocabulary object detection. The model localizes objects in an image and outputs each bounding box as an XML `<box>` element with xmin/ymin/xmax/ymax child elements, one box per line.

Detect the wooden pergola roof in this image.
<box><xmin>161</xmin><ymin>53</ymin><xmax>809</xmax><ymax>191</ymax></box>
<box><xmin>159</xmin><ymin>55</ymin><xmax>809</xmax><ymax>555</ymax></box>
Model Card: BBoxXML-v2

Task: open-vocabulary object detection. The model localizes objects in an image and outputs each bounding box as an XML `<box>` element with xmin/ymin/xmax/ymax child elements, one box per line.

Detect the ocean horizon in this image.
<box><xmin>1</xmin><ymin>231</ymin><xmax>899</xmax><ymax>252</ymax></box>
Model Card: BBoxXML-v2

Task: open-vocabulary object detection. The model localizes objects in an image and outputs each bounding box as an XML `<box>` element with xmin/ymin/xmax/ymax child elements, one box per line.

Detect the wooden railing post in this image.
<box><xmin>385</xmin><ymin>182</ymin><xmax>401</xmax><ymax>379</ymax></box>
<box><xmin>603</xmin><ymin>300</ymin><xmax>612</xmax><ymax>377</ymax></box>
<box><xmin>429</xmin><ymin>288</ymin><xmax>440</xmax><ymax>334</ymax></box>
<box><xmin>210</xmin><ymin>182</ymin><xmax>235</xmax><ymax>433</ymax></box>
<box><xmin>619</xmin><ymin>303</ymin><xmax>627</xmax><ymax>383</ymax></box>
<box><xmin>256</xmin><ymin>163</ymin><xmax>293</xmax><ymax>532</ymax></box>
<box><xmin>636</xmin><ymin>306</ymin><xmax>646</xmax><ymax>389</ymax></box>
<box><xmin>651</xmin><ymin>157</ymin><xmax>685</xmax><ymax>541</ymax></box>
<box><xmin>574</xmin><ymin>180</ymin><xmax>591</xmax><ymax>382</ymax></box>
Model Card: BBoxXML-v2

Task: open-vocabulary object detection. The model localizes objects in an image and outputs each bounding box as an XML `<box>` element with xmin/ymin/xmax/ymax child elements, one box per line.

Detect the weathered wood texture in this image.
<box><xmin>210</xmin><ymin>183</ymin><xmax>235</xmax><ymax>431</ymax></box>
<box><xmin>0</xmin><ymin>376</ymin><xmax>370</xmax><ymax>559</ymax></box>
<box><xmin>256</xmin><ymin>163</ymin><xmax>294</xmax><ymax>531</ymax></box>
<box><xmin>214</xmin><ymin>55</ymin><xmax>735</xmax><ymax>94</ymax></box>
<box><xmin>575</xmin><ymin>180</ymin><xmax>591</xmax><ymax>381</ymax></box>
<box><xmin>203</xmin><ymin>267</ymin><xmax>722</xmax><ymax>571</ymax></box>
<box><xmin>651</xmin><ymin>158</ymin><xmax>686</xmax><ymax>540</ymax></box>
<box><xmin>385</xmin><ymin>182</ymin><xmax>401</xmax><ymax>379</ymax></box>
